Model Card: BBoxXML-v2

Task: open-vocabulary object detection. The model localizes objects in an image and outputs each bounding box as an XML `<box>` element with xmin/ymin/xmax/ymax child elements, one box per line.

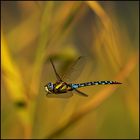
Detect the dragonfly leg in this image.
<box><xmin>74</xmin><ymin>89</ymin><xmax>88</xmax><ymax>97</ymax></box>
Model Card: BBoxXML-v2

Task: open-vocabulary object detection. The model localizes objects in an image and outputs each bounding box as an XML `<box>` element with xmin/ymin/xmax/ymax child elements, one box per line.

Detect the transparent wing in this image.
<box><xmin>62</xmin><ymin>56</ymin><xmax>87</xmax><ymax>83</ymax></box>
<box><xmin>46</xmin><ymin>91</ymin><xmax>73</xmax><ymax>98</ymax></box>
<box><xmin>50</xmin><ymin>58</ymin><xmax>63</xmax><ymax>82</ymax></box>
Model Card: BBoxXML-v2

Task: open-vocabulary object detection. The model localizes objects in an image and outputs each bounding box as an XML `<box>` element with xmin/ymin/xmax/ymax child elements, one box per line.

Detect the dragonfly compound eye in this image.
<box><xmin>44</xmin><ymin>83</ymin><xmax>53</xmax><ymax>93</ymax></box>
<box><xmin>47</xmin><ymin>82</ymin><xmax>54</xmax><ymax>90</ymax></box>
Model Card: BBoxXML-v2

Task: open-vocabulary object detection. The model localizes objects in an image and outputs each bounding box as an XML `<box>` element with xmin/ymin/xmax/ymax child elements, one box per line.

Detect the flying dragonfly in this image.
<box><xmin>44</xmin><ymin>57</ymin><xmax>122</xmax><ymax>98</ymax></box>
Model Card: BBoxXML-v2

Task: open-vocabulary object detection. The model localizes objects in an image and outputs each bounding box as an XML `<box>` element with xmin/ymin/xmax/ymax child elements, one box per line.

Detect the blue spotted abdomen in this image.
<box><xmin>70</xmin><ymin>81</ymin><xmax>122</xmax><ymax>89</ymax></box>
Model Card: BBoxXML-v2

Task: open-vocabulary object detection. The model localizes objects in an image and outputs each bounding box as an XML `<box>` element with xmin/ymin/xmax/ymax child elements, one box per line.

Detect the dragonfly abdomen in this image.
<box><xmin>71</xmin><ymin>81</ymin><xmax>121</xmax><ymax>89</ymax></box>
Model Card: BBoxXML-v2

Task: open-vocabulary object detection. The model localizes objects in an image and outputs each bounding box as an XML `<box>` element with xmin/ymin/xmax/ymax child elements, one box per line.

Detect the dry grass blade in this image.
<box><xmin>1</xmin><ymin>31</ymin><xmax>28</xmax><ymax>106</ymax></box>
<box><xmin>1</xmin><ymin>31</ymin><xmax>32</xmax><ymax>138</ymax></box>
<box><xmin>86</xmin><ymin>1</ymin><xmax>110</xmax><ymax>28</ymax></box>
<box><xmin>45</xmin><ymin>2</ymin><xmax>83</xmax><ymax>53</ymax></box>
<box><xmin>29</xmin><ymin>1</ymin><xmax>54</xmax><ymax>97</ymax></box>
<box><xmin>7</xmin><ymin>13</ymin><xmax>40</xmax><ymax>53</ymax></box>
<box><xmin>46</xmin><ymin>53</ymin><xmax>138</xmax><ymax>139</ymax></box>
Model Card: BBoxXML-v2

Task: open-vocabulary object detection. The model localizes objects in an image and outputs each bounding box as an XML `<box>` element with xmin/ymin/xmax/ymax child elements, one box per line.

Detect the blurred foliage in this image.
<box><xmin>1</xmin><ymin>1</ymin><xmax>139</xmax><ymax>139</ymax></box>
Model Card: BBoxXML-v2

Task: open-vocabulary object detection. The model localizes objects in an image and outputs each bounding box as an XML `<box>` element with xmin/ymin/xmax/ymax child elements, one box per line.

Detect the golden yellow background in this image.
<box><xmin>1</xmin><ymin>1</ymin><xmax>139</xmax><ymax>139</ymax></box>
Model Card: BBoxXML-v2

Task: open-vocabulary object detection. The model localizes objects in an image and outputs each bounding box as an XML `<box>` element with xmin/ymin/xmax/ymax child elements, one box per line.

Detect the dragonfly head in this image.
<box><xmin>44</xmin><ymin>82</ymin><xmax>54</xmax><ymax>93</ymax></box>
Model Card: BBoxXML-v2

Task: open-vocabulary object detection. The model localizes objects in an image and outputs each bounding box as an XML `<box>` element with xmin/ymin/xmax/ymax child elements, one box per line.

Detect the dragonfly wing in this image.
<box><xmin>74</xmin><ymin>89</ymin><xmax>88</xmax><ymax>97</ymax></box>
<box><xmin>50</xmin><ymin>58</ymin><xmax>63</xmax><ymax>82</ymax></box>
<box><xmin>62</xmin><ymin>56</ymin><xmax>87</xmax><ymax>83</ymax></box>
<box><xmin>46</xmin><ymin>91</ymin><xmax>73</xmax><ymax>98</ymax></box>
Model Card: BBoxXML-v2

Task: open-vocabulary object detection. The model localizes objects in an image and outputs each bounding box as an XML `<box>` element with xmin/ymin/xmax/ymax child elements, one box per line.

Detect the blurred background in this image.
<box><xmin>1</xmin><ymin>1</ymin><xmax>139</xmax><ymax>139</ymax></box>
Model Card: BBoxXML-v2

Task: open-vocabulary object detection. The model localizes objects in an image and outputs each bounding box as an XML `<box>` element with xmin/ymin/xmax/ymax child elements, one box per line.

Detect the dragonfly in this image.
<box><xmin>44</xmin><ymin>56</ymin><xmax>122</xmax><ymax>98</ymax></box>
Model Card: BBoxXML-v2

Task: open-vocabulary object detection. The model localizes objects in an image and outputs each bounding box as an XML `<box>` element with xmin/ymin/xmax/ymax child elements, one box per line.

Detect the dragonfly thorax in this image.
<box><xmin>54</xmin><ymin>82</ymin><xmax>69</xmax><ymax>92</ymax></box>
